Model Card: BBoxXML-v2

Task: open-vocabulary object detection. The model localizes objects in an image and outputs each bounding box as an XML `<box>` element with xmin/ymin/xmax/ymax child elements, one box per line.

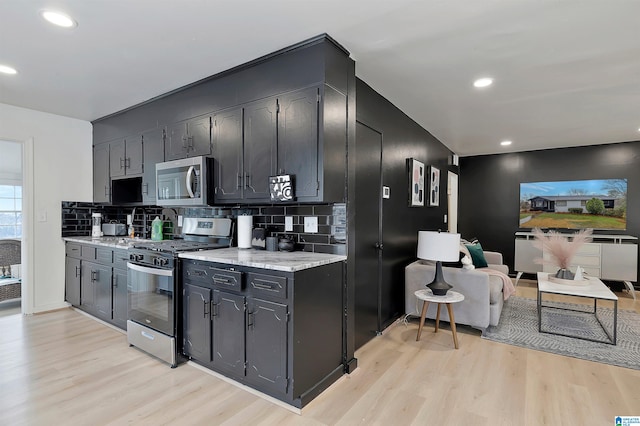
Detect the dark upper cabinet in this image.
<box><xmin>212</xmin><ymin>107</ymin><xmax>244</xmax><ymax>201</ymax></box>
<box><xmin>243</xmin><ymin>99</ymin><xmax>277</xmax><ymax>200</ymax></box>
<box><xmin>110</xmin><ymin>136</ymin><xmax>143</xmax><ymax>178</ymax></box>
<box><xmin>277</xmin><ymin>87</ymin><xmax>320</xmax><ymax>200</ymax></box>
<box><xmin>93</xmin><ymin>143</ymin><xmax>110</xmax><ymax>203</ymax></box>
<box><xmin>141</xmin><ymin>128</ymin><xmax>164</xmax><ymax>204</ymax></box>
<box><xmin>165</xmin><ymin>115</ymin><xmax>212</xmax><ymax>161</ymax></box>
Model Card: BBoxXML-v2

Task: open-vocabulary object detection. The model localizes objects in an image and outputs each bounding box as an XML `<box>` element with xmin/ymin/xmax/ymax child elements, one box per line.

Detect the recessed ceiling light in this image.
<box><xmin>40</xmin><ymin>10</ymin><xmax>77</xmax><ymax>28</ymax></box>
<box><xmin>473</xmin><ymin>77</ymin><xmax>494</xmax><ymax>88</ymax></box>
<box><xmin>500</xmin><ymin>140</ymin><xmax>512</xmax><ymax>146</ymax></box>
<box><xmin>0</xmin><ymin>64</ymin><xmax>18</xmax><ymax>75</ymax></box>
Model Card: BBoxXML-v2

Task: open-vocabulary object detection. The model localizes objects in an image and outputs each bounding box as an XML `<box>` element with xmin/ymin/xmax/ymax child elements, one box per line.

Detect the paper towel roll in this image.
<box><xmin>237</xmin><ymin>215</ymin><xmax>253</xmax><ymax>249</ymax></box>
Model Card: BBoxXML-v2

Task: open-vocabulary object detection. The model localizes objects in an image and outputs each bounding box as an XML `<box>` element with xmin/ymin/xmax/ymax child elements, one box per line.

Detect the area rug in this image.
<box><xmin>481</xmin><ymin>296</ymin><xmax>640</xmax><ymax>370</ymax></box>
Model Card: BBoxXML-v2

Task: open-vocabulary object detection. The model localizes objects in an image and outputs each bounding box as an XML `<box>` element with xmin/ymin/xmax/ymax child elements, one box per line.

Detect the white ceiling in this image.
<box><xmin>1</xmin><ymin>1</ymin><xmax>639</xmax><ymax>157</ymax></box>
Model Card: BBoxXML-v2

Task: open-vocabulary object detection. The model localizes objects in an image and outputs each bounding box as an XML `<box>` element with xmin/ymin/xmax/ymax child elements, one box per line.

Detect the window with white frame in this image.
<box><xmin>0</xmin><ymin>185</ymin><xmax>22</xmax><ymax>238</ymax></box>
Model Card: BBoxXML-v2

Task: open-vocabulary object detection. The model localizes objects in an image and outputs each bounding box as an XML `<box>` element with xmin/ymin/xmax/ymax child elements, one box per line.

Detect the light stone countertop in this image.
<box><xmin>179</xmin><ymin>247</ymin><xmax>347</xmax><ymax>272</ymax></box>
<box><xmin>62</xmin><ymin>236</ymin><xmax>150</xmax><ymax>249</ymax></box>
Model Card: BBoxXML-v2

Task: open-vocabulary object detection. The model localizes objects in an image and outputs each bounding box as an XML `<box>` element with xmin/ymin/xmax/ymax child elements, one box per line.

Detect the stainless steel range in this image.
<box><xmin>126</xmin><ymin>217</ymin><xmax>233</xmax><ymax>367</ymax></box>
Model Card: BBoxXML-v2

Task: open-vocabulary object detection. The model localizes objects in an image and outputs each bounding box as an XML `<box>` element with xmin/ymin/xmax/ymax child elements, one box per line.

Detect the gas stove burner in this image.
<box><xmin>131</xmin><ymin>240</ymin><xmax>226</xmax><ymax>253</ymax></box>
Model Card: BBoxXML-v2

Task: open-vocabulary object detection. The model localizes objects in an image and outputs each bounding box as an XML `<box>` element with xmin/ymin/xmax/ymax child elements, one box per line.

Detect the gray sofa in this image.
<box><xmin>405</xmin><ymin>251</ymin><xmax>509</xmax><ymax>331</ymax></box>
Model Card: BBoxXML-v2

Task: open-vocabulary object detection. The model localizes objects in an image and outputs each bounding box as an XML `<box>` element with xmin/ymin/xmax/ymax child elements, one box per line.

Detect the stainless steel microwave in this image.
<box><xmin>155</xmin><ymin>156</ymin><xmax>214</xmax><ymax>206</ymax></box>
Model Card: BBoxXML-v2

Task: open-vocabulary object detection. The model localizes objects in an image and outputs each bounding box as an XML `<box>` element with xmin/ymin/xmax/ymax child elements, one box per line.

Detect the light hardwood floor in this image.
<box><xmin>1</xmin><ymin>282</ymin><xmax>638</xmax><ymax>425</ymax></box>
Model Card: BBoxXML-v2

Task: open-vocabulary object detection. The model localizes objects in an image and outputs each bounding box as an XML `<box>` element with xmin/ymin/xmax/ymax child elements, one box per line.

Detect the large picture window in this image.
<box><xmin>0</xmin><ymin>185</ymin><xmax>22</xmax><ymax>238</ymax></box>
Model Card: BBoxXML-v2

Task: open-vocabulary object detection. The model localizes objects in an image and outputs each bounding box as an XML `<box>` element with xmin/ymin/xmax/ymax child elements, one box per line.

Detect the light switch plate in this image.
<box><xmin>383</xmin><ymin>186</ymin><xmax>390</xmax><ymax>199</ymax></box>
<box><xmin>285</xmin><ymin>216</ymin><xmax>293</xmax><ymax>231</ymax></box>
<box><xmin>177</xmin><ymin>215</ymin><xmax>183</xmax><ymax>227</ymax></box>
<box><xmin>304</xmin><ymin>216</ymin><xmax>318</xmax><ymax>233</ymax></box>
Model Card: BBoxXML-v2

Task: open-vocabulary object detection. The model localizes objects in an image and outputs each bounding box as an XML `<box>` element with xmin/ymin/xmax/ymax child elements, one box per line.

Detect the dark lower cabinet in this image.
<box><xmin>65</xmin><ymin>242</ymin><xmax>128</xmax><ymax>330</ymax></box>
<box><xmin>246</xmin><ymin>298</ymin><xmax>288</xmax><ymax>395</ymax></box>
<box><xmin>183</xmin><ymin>283</ymin><xmax>212</xmax><ymax>362</ymax></box>
<box><xmin>82</xmin><ymin>261</ymin><xmax>112</xmax><ymax>321</ymax></box>
<box><xmin>181</xmin><ymin>258</ymin><xmax>344</xmax><ymax>408</ymax></box>
<box><xmin>65</xmin><ymin>256</ymin><xmax>81</xmax><ymax>306</ymax></box>
<box><xmin>212</xmin><ymin>290</ymin><xmax>246</xmax><ymax>376</ymax></box>
<box><xmin>112</xmin><ymin>268</ymin><xmax>128</xmax><ymax>329</ymax></box>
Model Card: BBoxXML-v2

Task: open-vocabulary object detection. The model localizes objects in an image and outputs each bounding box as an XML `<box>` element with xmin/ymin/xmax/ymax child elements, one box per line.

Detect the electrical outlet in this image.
<box><xmin>304</xmin><ymin>216</ymin><xmax>318</xmax><ymax>233</ymax></box>
<box><xmin>285</xmin><ymin>216</ymin><xmax>293</xmax><ymax>231</ymax></box>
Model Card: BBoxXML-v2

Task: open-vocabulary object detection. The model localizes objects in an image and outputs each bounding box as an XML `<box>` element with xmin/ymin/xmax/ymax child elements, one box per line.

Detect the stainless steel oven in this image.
<box><xmin>126</xmin><ymin>217</ymin><xmax>233</xmax><ymax>368</ymax></box>
<box><xmin>127</xmin><ymin>251</ymin><xmax>178</xmax><ymax>367</ymax></box>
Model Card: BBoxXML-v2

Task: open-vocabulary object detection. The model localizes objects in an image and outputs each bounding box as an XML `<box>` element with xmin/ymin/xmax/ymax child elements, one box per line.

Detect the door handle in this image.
<box><xmin>237</xmin><ymin>175</ymin><xmax>242</xmax><ymax>189</ymax></box>
<box><xmin>142</xmin><ymin>182</ymin><xmax>149</xmax><ymax>195</ymax></box>
<box><xmin>186</xmin><ymin>166</ymin><xmax>196</xmax><ymax>198</ymax></box>
<box><xmin>247</xmin><ymin>311</ymin><xmax>254</xmax><ymax>328</ymax></box>
<box><xmin>75</xmin><ymin>265</ymin><xmax>80</xmax><ymax>278</ymax></box>
<box><xmin>375</xmin><ymin>242</ymin><xmax>384</xmax><ymax>250</ymax></box>
<box><xmin>120</xmin><ymin>158</ymin><xmax>125</xmax><ymax>169</ymax></box>
<box><xmin>91</xmin><ymin>270</ymin><xmax>97</xmax><ymax>282</ymax></box>
<box><xmin>245</xmin><ymin>173</ymin><xmax>250</xmax><ymax>189</ymax></box>
<box><xmin>203</xmin><ymin>299</ymin><xmax>209</xmax><ymax>318</ymax></box>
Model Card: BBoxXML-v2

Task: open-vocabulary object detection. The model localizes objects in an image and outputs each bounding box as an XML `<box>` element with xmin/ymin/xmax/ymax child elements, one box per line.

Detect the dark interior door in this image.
<box><xmin>354</xmin><ymin>122</ymin><xmax>383</xmax><ymax>350</ymax></box>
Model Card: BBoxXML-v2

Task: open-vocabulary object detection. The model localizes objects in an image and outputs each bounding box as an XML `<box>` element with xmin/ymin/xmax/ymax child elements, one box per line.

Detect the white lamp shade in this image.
<box><xmin>417</xmin><ymin>231</ymin><xmax>461</xmax><ymax>262</ymax></box>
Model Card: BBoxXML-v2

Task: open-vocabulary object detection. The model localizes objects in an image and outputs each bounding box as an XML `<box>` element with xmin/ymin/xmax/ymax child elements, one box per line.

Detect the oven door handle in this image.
<box><xmin>127</xmin><ymin>262</ymin><xmax>174</xmax><ymax>277</ymax></box>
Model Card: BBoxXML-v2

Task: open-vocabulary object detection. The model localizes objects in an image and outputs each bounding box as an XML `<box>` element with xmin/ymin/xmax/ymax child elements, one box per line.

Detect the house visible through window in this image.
<box><xmin>0</xmin><ymin>185</ymin><xmax>22</xmax><ymax>238</ymax></box>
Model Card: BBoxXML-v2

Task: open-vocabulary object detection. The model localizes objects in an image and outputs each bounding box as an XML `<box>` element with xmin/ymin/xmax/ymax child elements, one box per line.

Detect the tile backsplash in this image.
<box><xmin>62</xmin><ymin>202</ymin><xmax>346</xmax><ymax>255</ymax></box>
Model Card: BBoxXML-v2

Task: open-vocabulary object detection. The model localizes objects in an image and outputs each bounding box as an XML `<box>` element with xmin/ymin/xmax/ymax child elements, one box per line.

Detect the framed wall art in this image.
<box><xmin>428</xmin><ymin>166</ymin><xmax>440</xmax><ymax>206</ymax></box>
<box><xmin>408</xmin><ymin>158</ymin><xmax>425</xmax><ymax>207</ymax></box>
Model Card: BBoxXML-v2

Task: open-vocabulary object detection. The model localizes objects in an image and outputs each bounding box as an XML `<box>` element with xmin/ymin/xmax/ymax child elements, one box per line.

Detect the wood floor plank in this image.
<box><xmin>1</xmin><ymin>280</ymin><xmax>638</xmax><ymax>425</ymax></box>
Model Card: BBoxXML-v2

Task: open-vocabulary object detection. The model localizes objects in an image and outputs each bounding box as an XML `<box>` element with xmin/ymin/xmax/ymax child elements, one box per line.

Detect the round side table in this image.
<box><xmin>414</xmin><ymin>289</ymin><xmax>465</xmax><ymax>349</ymax></box>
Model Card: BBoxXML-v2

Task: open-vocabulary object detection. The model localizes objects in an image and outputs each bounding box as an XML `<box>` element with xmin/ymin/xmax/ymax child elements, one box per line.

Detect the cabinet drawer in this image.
<box><xmin>183</xmin><ymin>261</ymin><xmax>243</xmax><ymax>290</ymax></box>
<box><xmin>210</xmin><ymin>268</ymin><xmax>242</xmax><ymax>290</ymax></box>
<box><xmin>577</xmin><ymin>243</ymin><xmax>601</xmax><ymax>255</ymax></box>
<box><xmin>247</xmin><ymin>273</ymin><xmax>287</xmax><ymax>299</ymax></box>
<box><xmin>113</xmin><ymin>249</ymin><xmax>129</xmax><ymax>270</ymax></box>
<box><xmin>66</xmin><ymin>243</ymin><xmax>81</xmax><ymax>258</ymax></box>
<box><xmin>570</xmin><ymin>254</ymin><xmax>600</xmax><ymax>267</ymax></box>
<box><xmin>96</xmin><ymin>248</ymin><xmax>113</xmax><ymax>264</ymax></box>
<box><xmin>80</xmin><ymin>245</ymin><xmax>96</xmax><ymax>260</ymax></box>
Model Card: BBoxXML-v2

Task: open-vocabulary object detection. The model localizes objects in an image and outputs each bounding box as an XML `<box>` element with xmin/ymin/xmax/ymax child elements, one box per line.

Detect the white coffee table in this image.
<box><xmin>537</xmin><ymin>272</ymin><xmax>618</xmax><ymax>345</ymax></box>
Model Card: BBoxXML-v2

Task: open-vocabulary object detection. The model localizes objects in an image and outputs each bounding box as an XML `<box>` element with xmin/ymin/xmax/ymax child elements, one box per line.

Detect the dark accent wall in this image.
<box><xmin>459</xmin><ymin>141</ymin><xmax>640</xmax><ymax>281</ymax></box>
<box><xmin>353</xmin><ymin>78</ymin><xmax>456</xmax><ymax>344</ymax></box>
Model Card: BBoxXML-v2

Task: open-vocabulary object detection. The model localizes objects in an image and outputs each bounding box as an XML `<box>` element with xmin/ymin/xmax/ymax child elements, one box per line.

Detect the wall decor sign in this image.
<box><xmin>428</xmin><ymin>166</ymin><xmax>440</xmax><ymax>206</ymax></box>
<box><xmin>269</xmin><ymin>174</ymin><xmax>294</xmax><ymax>202</ymax></box>
<box><xmin>408</xmin><ymin>158</ymin><xmax>425</xmax><ymax>207</ymax></box>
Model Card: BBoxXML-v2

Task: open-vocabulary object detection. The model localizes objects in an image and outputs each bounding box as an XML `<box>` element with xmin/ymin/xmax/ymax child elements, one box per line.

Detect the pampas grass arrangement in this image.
<box><xmin>532</xmin><ymin>228</ymin><xmax>593</xmax><ymax>279</ymax></box>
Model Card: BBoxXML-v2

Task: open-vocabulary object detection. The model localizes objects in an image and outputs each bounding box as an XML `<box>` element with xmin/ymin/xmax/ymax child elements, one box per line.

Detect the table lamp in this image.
<box><xmin>417</xmin><ymin>230</ymin><xmax>461</xmax><ymax>295</ymax></box>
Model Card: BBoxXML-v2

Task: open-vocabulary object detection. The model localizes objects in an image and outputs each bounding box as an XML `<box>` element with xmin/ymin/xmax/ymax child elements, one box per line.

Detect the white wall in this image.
<box><xmin>0</xmin><ymin>103</ymin><xmax>92</xmax><ymax>313</ymax></box>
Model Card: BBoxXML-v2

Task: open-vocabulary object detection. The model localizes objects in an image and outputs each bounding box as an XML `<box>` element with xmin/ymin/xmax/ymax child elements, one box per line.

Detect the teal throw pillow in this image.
<box><xmin>465</xmin><ymin>243</ymin><xmax>488</xmax><ymax>268</ymax></box>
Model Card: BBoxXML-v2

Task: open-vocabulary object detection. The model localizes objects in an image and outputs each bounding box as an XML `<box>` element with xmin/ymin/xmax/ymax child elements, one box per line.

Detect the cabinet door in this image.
<box><xmin>80</xmin><ymin>261</ymin><xmax>97</xmax><ymax>313</ymax></box>
<box><xmin>65</xmin><ymin>257</ymin><xmax>81</xmax><ymax>306</ymax></box>
<box><xmin>112</xmin><ymin>268</ymin><xmax>128</xmax><ymax>330</ymax></box>
<box><xmin>93</xmin><ymin>143</ymin><xmax>110</xmax><ymax>203</ymax></box>
<box><xmin>277</xmin><ymin>87</ymin><xmax>319</xmax><ymax>200</ymax></box>
<box><xmin>94</xmin><ymin>263</ymin><xmax>113</xmax><ymax>322</ymax></box>
<box><xmin>165</xmin><ymin>122</ymin><xmax>188</xmax><ymax>160</ymax></box>
<box><xmin>183</xmin><ymin>283</ymin><xmax>212</xmax><ymax>362</ymax></box>
<box><xmin>187</xmin><ymin>115</ymin><xmax>212</xmax><ymax>157</ymax></box>
<box><xmin>212</xmin><ymin>107</ymin><xmax>243</xmax><ymax>201</ymax></box>
<box><xmin>244</xmin><ymin>99</ymin><xmax>276</xmax><ymax>201</ymax></box>
<box><xmin>110</xmin><ymin>139</ymin><xmax>127</xmax><ymax>178</ymax></box>
<box><xmin>212</xmin><ymin>290</ymin><xmax>246</xmax><ymax>376</ymax></box>
<box><xmin>142</xmin><ymin>128</ymin><xmax>165</xmax><ymax>204</ymax></box>
<box><xmin>126</xmin><ymin>136</ymin><xmax>144</xmax><ymax>175</ymax></box>
<box><xmin>246</xmin><ymin>298</ymin><xmax>288</xmax><ymax>395</ymax></box>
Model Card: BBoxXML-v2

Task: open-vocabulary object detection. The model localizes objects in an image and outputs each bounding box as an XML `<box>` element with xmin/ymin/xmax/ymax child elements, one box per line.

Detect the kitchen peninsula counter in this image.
<box><xmin>62</xmin><ymin>236</ymin><xmax>147</xmax><ymax>249</ymax></box>
<box><xmin>179</xmin><ymin>247</ymin><xmax>346</xmax><ymax>272</ymax></box>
